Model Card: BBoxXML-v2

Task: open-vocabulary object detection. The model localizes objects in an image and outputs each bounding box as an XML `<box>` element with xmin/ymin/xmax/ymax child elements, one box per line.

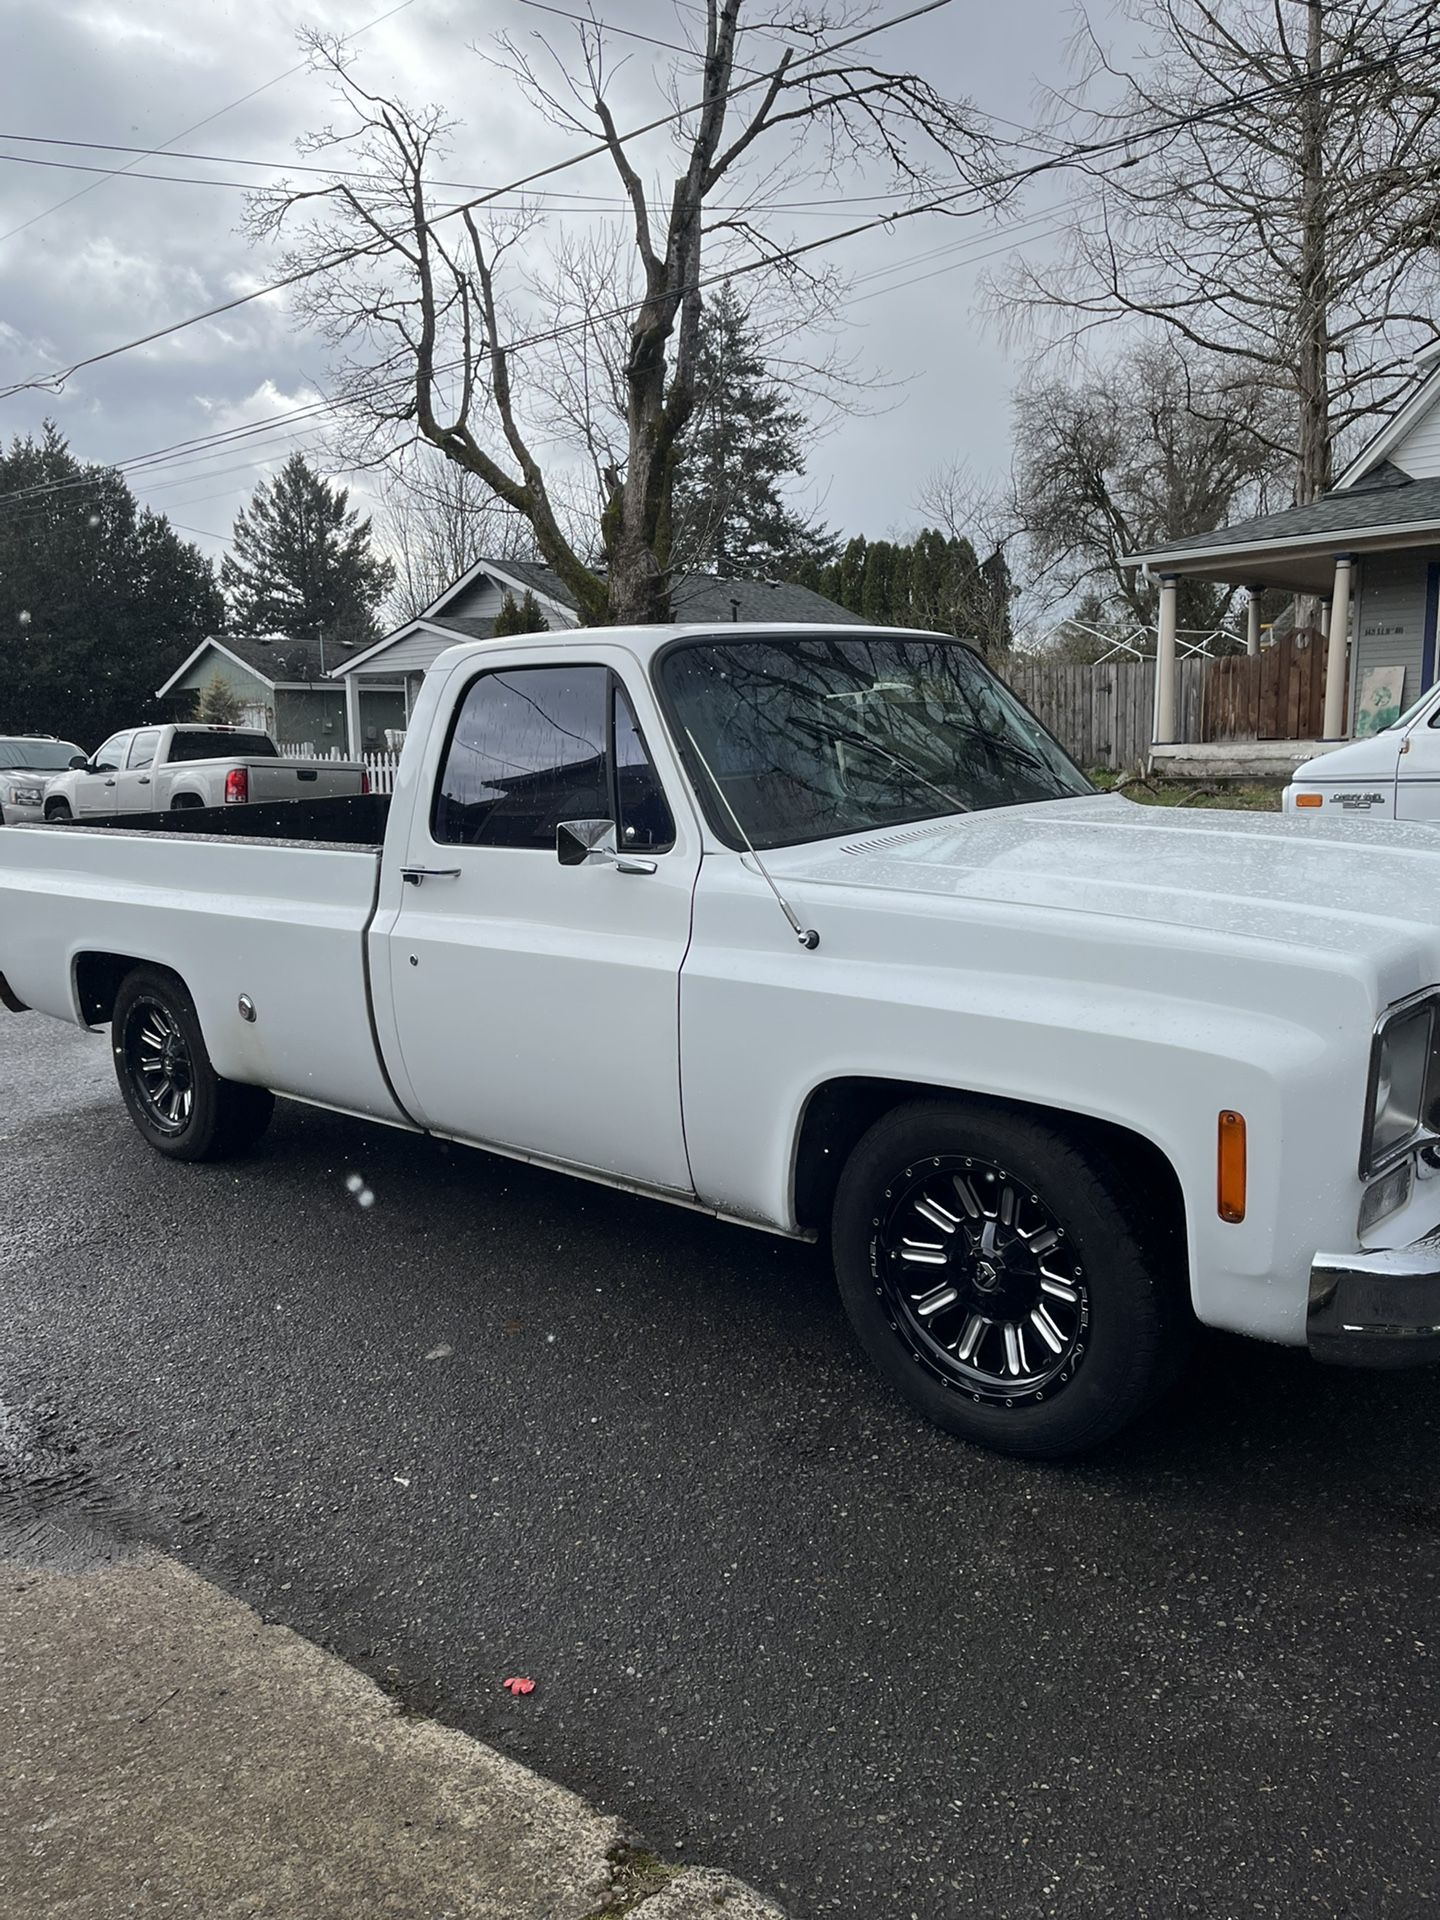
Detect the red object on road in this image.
<box><xmin>502</xmin><ymin>1676</ymin><xmax>535</xmax><ymax>1696</ymax></box>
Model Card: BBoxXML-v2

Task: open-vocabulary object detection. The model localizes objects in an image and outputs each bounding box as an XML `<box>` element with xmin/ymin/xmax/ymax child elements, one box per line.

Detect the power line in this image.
<box><xmin>1</xmin><ymin>26</ymin><xmax>1431</xmax><ymax>506</ymax></box>
<box><xmin>0</xmin><ymin>0</ymin><xmax>959</xmax><ymax>400</ymax></box>
<box><xmin>0</xmin><ymin>144</ymin><xmax>928</xmax><ymax>218</ymax></box>
<box><xmin>0</xmin><ymin>0</ymin><xmax>416</xmax><ymax>246</ymax></box>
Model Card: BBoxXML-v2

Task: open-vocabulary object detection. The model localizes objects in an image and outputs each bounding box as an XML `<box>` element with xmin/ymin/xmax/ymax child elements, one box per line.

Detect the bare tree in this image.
<box><xmin>378</xmin><ymin>454</ymin><xmax>538</xmax><ymax>622</ymax></box>
<box><xmin>1003</xmin><ymin>340</ymin><xmax>1288</xmax><ymax>631</ymax></box>
<box><xmin>249</xmin><ymin>3</ymin><xmax>998</xmax><ymax>623</ymax></box>
<box><xmin>988</xmin><ymin>0</ymin><xmax>1440</xmax><ymax>502</ymax></box>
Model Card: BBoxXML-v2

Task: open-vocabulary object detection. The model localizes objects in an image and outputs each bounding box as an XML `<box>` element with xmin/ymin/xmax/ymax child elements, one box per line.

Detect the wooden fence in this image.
<box><xmin>1006</xmin><ymin>659</ymin><xmax>1205</xmax><ymax>771</ymax></box>
<box><xmin>1202</xmin><ymin>629</ymin><xmax>1338</xmax><ymax>741</ymax></box>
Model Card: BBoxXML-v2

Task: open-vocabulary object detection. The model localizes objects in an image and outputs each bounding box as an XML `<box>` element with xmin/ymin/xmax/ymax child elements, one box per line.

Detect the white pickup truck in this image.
<box><xmin>6</xmin><ymin>622</ymin><xmax>1440</xmax><ymax>1459</ymax></box>
<box><xmin>41</xmin><ymin>723</ymin><xmax>367</xmax><ymax>820</ymax></box>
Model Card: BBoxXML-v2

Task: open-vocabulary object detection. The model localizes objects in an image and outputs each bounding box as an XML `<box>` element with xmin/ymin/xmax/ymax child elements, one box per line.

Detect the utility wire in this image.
<box><xmin>0</xmin><ymin>0</ymin><xmax>959</xmax><ymax>399</ymax></box>
<box><xmin>0</xmin><ymin>0</ymin><xmax>416</xmax><ymax>246</ymax></box>
<box><xmin>0</xmin><ymin>27</ymin><xmax>1431</xmax><ymax>494</ymax></box>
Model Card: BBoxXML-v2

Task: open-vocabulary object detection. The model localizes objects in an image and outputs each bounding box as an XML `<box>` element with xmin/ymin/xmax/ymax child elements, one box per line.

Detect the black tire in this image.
<box><xmin>831</xmin><ymin>1098</ymin><xmax>1190</xmax><ymax>1459</ymax></box>
<box><xmin>45</xmin><ymin>799</ymin><xmax>72</xmax><ymax>822</ymax></box>
<box><xmin>112</xmin><ymin>966</ymin><xmax>275</xmax><ymax>1162</ymax></box>
<box><xmin>170</xmin><ymin>794</ymin><xmax>202</xmax><ymax>811</ymax></box>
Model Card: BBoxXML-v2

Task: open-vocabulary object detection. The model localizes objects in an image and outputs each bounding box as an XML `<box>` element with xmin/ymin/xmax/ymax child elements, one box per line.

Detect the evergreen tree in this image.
<box><xmin>490</xmin><ymin>589</ymin><xmax>550</xmax><ymax>636</ymax></box>
<box><xmin>222</xmin><ymin>453</ymin><xmax>394</xmax><ymax>652</ymax></box>
<box><xmin>0</xmin><ymin>424</ymin><xmax>224</xmax><ymax>744</ymax></box>
<box><xmin>193</xmin><ymin>668</ymin><xmax>245</xmax><ymax>724</ymax></box>
<box><xmin>671</xmin><ymin>286</ymin><xmax>832</xmax><ymax>578</ymax></box>
<box><xmin>790</xmin><ymin>528</ymin><xmax>1014</xmax><ymax>662</ymax></box>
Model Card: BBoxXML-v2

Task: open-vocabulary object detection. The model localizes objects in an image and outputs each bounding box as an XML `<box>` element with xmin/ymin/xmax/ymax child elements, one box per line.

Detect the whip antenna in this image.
<box><xmin>684</xmin><ymin>727</ymin><xmax>820</xmax><ymax>952</ymax></box>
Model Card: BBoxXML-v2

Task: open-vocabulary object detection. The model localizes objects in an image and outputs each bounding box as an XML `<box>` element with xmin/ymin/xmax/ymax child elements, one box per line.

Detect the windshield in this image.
<box><xmin>658</xmin><ymin>635</ymin><xmax>1092</xmax><ymax>850</ymax></box>
<box><xmin>167</xmin><ymin>730</ymin><xmax>279</xmax><ymax>761</ymax></box>
<box><xmin>0</xmin><ymin>738</ymin><xmax>83</xmax><ymax>771</ymax></box>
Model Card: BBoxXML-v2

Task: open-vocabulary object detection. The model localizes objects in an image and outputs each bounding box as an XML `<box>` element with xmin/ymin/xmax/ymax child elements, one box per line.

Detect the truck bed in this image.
<box><xmin>65</xmin><ymin>791</ymin><xmax>393</xmax><ymax>846</ymax></box>
<box><xmin>1</xmin><ymin>813</ymin><xmax>407</xmax><ymax>1125</ymax></box>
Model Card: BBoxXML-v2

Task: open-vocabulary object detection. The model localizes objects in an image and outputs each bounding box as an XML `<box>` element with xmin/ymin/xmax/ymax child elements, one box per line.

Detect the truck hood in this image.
<box><xmin>1291</xmin><ymin>733</ymin><xmax>1400</xmax><ymax>783</ymax></box>
<box><xmin>769</xmin><ymin>793</ymin><xmax>1440</xmax><ymax>967</ymax></box>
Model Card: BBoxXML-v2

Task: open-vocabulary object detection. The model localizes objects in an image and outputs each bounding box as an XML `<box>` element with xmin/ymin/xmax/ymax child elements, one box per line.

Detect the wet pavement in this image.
<box><xmin>3</xmin><ymin>1010</ymin><xmax>1440</xmax><ymax>1917</ymax></box>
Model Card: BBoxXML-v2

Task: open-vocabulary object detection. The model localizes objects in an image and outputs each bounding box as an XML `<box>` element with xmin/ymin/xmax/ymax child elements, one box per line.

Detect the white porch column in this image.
<box><xmin>344</xmin><ymin>672</ymin><xmax>363</xmax><ymax>758</ymax></box>
<box><xmin>1153</xmin><ymin>573</ymin><xmax>1179</xmax><ymax>745</ymax></box>
<box><xmin>1246</xmin><ymin>590</ymin><xmax>1262</xmax><ymax>657</ymax></box>
<box><xmin>1323</xmin><ymin>555</ymin><xmax>1354</xmax><ymax>740</ymax></box>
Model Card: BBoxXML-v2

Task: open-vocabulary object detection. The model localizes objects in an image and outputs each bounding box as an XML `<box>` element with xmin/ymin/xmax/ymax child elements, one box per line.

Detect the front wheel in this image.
<box><xmin>112</xmin><ymin>966</ymin><xmax>274</xmax><ymax>1162</ymax></box>
<box><xmin>45</xmin><ymin>799</ymin><xmax>73</xmax><ymax>822</ymax></box>
<box><xmin>831</xmin><ymin>1099</ymin><xmax>1190</xmax><ymax>1459</ymax></box>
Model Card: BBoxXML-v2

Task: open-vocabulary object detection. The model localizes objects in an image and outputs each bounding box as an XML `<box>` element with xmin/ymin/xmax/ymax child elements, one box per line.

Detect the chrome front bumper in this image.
<box><xmin>1309</xmin><ymin>1229</ymin><xmax>1440</xmax><ymax>1366</ymax></box>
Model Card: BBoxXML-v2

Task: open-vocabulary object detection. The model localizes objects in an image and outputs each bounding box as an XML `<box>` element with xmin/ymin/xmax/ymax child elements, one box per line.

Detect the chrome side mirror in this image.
<box><xmin>557</xmin><ymin>818</ymin><xmax>616</xmax><ymax>866</ymax></box>
<box><xmin>556</xmin><ymin>817</ymin><xmax>657</xmax><ymax>875</ymax></box>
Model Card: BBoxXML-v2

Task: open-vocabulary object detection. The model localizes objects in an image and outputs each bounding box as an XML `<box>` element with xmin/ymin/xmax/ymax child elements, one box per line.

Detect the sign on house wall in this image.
<box><xmin>1354</xmin><ymin>665</ymin><xmax>1406</xmax><ymax>737</ymax></box>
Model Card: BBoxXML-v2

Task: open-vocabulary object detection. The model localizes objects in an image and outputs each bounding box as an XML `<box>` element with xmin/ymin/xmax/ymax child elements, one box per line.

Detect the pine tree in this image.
<box><xmin>790</xmin><ymin>528</ymin><xmax>1014</xmax><ymax>663</ymax></box>
<box><xmin>490</xmin><ymin>589</ymin><xmax>550</xmax><ymax>636</ymax></box>
<box><xmin>193</xmin><ymin>668</ymin><xmax>245</xmax><ymax>725</ymax></box>
<box><xmin>671</xmin><ymin>286</ymin><xmax>832</xmax><ymax>578</ymax></box>
<box><xmin>0</xmin><ymin>423</ymin><xmax>224</xmax><ymax>743</ymax></box>
<box><xmin>222</xmin><ymin>454</ymin><xmax>394</xmax><ymax>653</ymax></box>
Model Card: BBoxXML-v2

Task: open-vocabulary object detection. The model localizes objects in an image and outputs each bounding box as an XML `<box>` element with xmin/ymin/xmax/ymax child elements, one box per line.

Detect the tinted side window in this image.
<box><xmin>434</xmin><ymin>667</ymin><xmax>610</xmax><ymax>848</ymax></box>
<box><xmin>614</xmin><ymin>684</ymin><xmax>675</xmax><ymax>851</ymax></box>
<box><xmin>93</xmin><ymin>734</ymin><xmax>128</xmax><ymax>772</ymax></box>
<box><xmin>127</xmin><ymin>729</ymin><xmax>162</xmax><ymax>769</ymax></box>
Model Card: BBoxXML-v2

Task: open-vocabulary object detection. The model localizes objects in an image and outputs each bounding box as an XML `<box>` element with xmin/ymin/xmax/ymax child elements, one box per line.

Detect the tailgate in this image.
<box><xmin>247</xmin><ymin>761</ymin><xmax>367</xmax><ymax>802</ymax></box>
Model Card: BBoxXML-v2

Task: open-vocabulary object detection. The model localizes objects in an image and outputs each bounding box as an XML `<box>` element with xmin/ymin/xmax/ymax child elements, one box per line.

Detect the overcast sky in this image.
<box><xmin>0</xmin><ymin>0</ymin><xmax>1088</xmax><ymax>568</ymax></box>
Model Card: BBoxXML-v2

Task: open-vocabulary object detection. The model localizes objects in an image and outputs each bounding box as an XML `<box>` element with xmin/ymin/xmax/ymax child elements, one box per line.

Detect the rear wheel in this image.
<box><xmin>112</xmin><ymin>966</ymin><xmax>274</xmax><ymax>1162</ymax></box>
<box><xmin>831</xmin><ymin>1099</ymin><xmax>1190</xmax><ymax>1459</ymax></box>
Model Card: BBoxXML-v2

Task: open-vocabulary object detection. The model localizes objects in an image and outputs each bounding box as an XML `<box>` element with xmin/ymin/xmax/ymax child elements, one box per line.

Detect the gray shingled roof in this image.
<box><xmin>1134</xmin><ymin>472</ymin><xmax>1440</xmax><ymax>564</ymax></box>
<box><xmin>219</xmin><ymin>632</ymin><xmax>368</xmax><ymax>680</ymax></box>
<box><xmin>467</xmin><ymin>558</ymin><xmax>855</xmax><ymax>629</ymax></box>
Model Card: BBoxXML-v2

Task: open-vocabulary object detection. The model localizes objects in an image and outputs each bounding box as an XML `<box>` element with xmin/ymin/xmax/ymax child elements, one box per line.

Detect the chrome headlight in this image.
<box><xmin>6</xmin><ymin>783</ymin><xmax>43</xmax><ymax>806</ymax></box>
<box><xmin>1363</xmin><ymin>995</ymin><xmax>1440</xmax><ymax>1175</ymax></box>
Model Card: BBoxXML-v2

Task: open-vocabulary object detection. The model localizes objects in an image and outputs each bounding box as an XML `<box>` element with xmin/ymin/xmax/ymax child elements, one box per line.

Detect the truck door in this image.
<box><xmin>75</xmin><ymin>732</ymin><xmax>131</xmax><ymax>816</ymax></box>
<box><xmin>379</xmin><ymin>659</ymin><xmax>699</xmax><ymax>1193</ymax></box>
<box><xmin>1395</xmin><ymin>688</ymin><xmax>1440</xmax><ymax>822</ymax></box>
<box><xmin>115</xmin><ymin>728</ymin><xmax>163</xmax><ymax>810</ymax></box>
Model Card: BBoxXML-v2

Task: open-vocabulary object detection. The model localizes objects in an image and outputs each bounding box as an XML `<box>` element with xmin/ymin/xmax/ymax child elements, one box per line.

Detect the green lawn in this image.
<box><xmin>1087</xmin><ymin>769</ymin><xmax>1282</xmax><ymax>812</ymax></box>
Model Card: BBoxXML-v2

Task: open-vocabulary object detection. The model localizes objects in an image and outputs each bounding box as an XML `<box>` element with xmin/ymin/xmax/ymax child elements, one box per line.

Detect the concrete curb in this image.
<box><xmin>0</xmin><ymin>1547</ymin><xmax>785</xmax><ymax>1920</ymax></box>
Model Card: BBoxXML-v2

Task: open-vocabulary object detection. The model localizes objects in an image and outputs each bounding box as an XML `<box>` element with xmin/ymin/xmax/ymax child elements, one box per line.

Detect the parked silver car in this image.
<box><xmin>0</xmin><ymin>736</ymin><xmax>86</xmax><ymax>825</ymax></box>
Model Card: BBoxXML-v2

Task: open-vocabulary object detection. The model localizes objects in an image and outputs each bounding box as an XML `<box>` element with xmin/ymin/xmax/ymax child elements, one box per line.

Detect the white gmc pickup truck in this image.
<box><xmin>41</xmin><ymin>723</ymin><xmax>367</xmax><ymax>820</ymax></box>
<box><xmin>5</xmin><ymin>623</ymin><xmax>1440</xmax><ymax>1458</ymax></box>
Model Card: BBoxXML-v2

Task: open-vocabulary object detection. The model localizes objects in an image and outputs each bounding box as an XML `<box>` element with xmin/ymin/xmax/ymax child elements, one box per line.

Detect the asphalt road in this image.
<box><xmin>4</xmin><ymin>1011</ymin><xmax>1440</xmax><ymax>1917</ymax></box>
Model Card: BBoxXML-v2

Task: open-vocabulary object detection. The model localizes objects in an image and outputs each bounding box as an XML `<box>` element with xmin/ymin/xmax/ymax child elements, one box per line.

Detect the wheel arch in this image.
<box><xmin>791</xmin><ymin>1076</ymin><xmax>1189</xmax><ymax>1275</ymax></box>
<box><xmin>73</xmin><ymin>950</ymin><xmax>183</xmax><ymax>1028</ymax></box>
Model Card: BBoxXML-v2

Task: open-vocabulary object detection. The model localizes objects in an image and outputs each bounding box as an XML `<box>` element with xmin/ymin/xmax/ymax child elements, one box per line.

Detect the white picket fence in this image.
<box><xmin>280</xmin><ymin>745</ymin><xmax>404</xmax><ymax>795</ymax></box>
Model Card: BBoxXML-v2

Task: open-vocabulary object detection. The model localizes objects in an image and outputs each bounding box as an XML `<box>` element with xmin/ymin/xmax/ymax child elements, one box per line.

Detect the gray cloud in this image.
<box><xmin>0</xmin><ymin>0</ymin><xmax>1072</xmax><ymax>561</ymax></box>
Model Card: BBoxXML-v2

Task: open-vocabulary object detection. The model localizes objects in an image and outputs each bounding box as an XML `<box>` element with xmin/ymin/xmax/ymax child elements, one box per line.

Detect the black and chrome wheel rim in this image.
<box><xmin>871</xmin><ymin>1155</ymin><xmax>1089</xmax><ymax>1404</ymax></box>
<box><xmin>123</xmin><ymin>996</ymin><xmax>195</xmax><ymax>1134</ymax></box>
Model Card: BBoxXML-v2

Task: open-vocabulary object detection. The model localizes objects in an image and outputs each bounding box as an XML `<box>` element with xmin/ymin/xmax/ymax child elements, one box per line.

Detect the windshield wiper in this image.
<box><xmin>795</xmin><ymin>717</ymin><xmax>971</xmax><ymax>815</ymax></box>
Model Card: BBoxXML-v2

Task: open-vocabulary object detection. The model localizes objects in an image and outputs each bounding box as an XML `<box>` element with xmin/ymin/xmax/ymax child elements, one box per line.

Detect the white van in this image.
<box><xmin>1285</xmin><ymin>684</ymin><xmax>1440</xmax><ymax>821</ymax></box>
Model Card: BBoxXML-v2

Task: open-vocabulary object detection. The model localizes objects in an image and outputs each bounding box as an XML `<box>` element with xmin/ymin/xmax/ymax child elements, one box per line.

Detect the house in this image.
<box><xmin>1128</xmin><ymin>339</ymin><xmax>1440</xmax><ymax>748</ymax></box>
<box><xmin>155</xmin><ymin>633</ymin><xmax>406</xmax><ymax>751</ymax></box>
<box><xmin>329</xmin><ymin>555</ymin><xmax>856</xmax><ymax>753</ymax></box>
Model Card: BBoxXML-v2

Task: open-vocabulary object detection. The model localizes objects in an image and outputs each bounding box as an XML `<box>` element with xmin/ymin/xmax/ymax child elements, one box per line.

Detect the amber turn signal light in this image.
<box><xmin>1217</xmin><ymin>1110</ymin><xmax>1246</xmax><ymax>1222</ymax></box>
<box><xmin>1293</xmin><ymin>793</ymin><xmax>1322</xmax><ymax>808</ymax></box>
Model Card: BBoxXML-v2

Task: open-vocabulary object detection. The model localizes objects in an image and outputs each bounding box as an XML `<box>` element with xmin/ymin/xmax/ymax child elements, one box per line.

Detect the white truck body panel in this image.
<box><xmin>9</xmin><ymin>622</ymin><xmax>1440</xmax><ymax>1368</ymax></box>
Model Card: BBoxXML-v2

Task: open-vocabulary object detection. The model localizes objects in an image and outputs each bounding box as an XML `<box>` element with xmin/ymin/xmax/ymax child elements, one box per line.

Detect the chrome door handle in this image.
<box><xmin>138</xmin><ymin>776</ymin><xmax>151</xmax><ymax>785</ymax></box>
<box><xmin>401</xmin><ymin>866</ymin><xmax>462</xmax><ymax>885</ymax></box>
<box><xmin>103</xmin><ymin>779</ymin><xmax>116</xmax><ymax>788</ymax></box>
<box><xmin>614</xmin><ymin>854</ymin><xmax>658</xmax><ymax>875</ymax></box>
